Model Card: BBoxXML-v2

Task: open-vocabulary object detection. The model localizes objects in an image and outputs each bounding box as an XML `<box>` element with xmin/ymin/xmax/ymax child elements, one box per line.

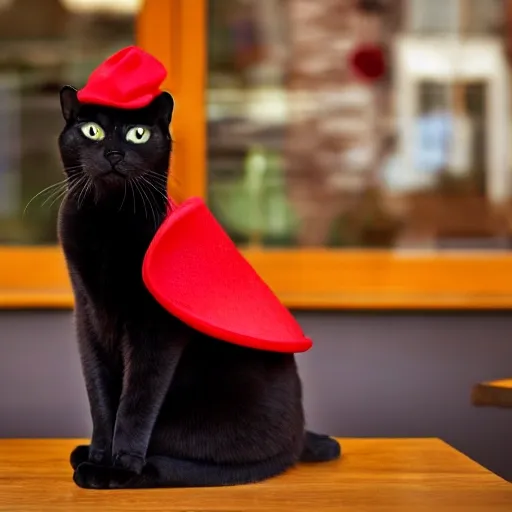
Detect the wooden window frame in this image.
<box><xmin>3</xmin><ymin>0</ymin><xmax>512</xmax><ymax>310</ymax></box>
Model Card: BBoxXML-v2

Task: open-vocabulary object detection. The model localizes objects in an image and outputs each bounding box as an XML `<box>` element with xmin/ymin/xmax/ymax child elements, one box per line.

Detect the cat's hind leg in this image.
<box><xmin>109</xmin><ymin>450</ymin><xmax>299</xmax><ymax>489</ymax></box>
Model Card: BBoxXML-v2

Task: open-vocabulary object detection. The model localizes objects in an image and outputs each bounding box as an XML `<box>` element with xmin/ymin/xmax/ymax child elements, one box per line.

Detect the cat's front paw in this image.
<box><xmin>70</xmin><ymin>444</ymin><xmax>112</xmax><ymax>469</ymax></box>
<box><xmin>89</xmin><ymin>447</ymin><xmax>112</xmax><ymax>466</ymax></box>
<box><xmin>73</xmin><ymin>462</ymin><xmax>111</xmax><ymax>490</ymax></box>
<box><xmin>112</xmin><ymin>451</ymin><xmax>144</xmax><ymax>475</ymax></box>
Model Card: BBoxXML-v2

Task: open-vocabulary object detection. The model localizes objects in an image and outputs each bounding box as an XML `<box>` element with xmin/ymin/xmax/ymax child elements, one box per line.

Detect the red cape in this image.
<box><xmin>142</xmin><ymin>197</ymin><xmax>312</xmax><ymax>353</ymax></box>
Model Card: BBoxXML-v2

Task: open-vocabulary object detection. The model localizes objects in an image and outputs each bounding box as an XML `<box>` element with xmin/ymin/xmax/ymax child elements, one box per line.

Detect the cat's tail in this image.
<box><xmin>299</xmin><ymin>431</ymin><xmax>341</xmax><ymax>462</ymax></box>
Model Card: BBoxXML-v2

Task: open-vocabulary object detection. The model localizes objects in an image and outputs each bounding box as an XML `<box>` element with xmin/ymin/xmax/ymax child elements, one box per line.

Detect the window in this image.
<box><xmin>407</xmin><ymin>0</ymin><xmax>503</xmax><ymax>35</ymax></box>
<box><xmin>395</xmin><ymin>36</ymin><xmax>509</xmax><ymax>249</ymax></box>
<box><xmin>4</xmin><ymin>0</ymin><xmax>512</xmax><ymax>309</ymax></box>
<box><xmin>206</xmin><ymin>0</ymin><xmax>510</xmax><ymax>253</ymax></box>
<box><xmin>168</xmin><ymin>0</ymin><xmax>512</xmax><ymax>308</ymax></box>
<box><xmin>409</xmin><ymin>0</ymin><xmax>460</xmax><ymax>34</ymax></box>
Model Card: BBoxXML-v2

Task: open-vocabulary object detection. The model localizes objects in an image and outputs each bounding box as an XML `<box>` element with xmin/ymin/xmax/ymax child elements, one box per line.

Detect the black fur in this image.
<box><xmin>57</xmin><ymin>86</ymin><xmax>340</xmax><ymax>490</ymax></box>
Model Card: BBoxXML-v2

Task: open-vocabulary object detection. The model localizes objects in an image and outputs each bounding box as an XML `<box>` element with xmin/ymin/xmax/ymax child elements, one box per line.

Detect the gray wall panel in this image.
<box><xmin>1</xmin><ymin>311</ymin><xmax>511</xmax><ymax>480</ymax></box>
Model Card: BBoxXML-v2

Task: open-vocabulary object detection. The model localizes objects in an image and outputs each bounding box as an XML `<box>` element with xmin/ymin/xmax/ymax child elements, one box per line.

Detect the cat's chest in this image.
<box><xmin>62</xmin><ymin>208</ymin><xmax>155</xmax><ymax>308</ymax></box>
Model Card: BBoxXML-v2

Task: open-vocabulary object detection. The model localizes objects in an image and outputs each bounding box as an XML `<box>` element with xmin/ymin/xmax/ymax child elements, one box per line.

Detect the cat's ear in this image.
<box><xmin>60</xmin><ymin>86</ymin><xmax>80</xmax><ymax>122</ymax></box>
<box><xmin>154</xmin><ymin>91</ymin><xmax>174</xmax><ymax>125</ymax></box>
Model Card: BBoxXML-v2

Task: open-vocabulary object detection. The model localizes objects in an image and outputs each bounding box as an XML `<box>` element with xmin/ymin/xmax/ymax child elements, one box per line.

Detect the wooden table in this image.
<box><xmin>0</xmin><ymin>438</ymin><xmax>510</xmax><ymax>511</ymax></box>
<box><xmin>472</xmin><ymin>378</ymin><xmax>512</xmax><ymax>408</ymax></box>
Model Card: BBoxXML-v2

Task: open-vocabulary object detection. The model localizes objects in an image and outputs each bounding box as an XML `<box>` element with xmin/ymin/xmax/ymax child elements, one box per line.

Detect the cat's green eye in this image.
<box><xmin>126</xmin><ymin>126</ymin><xmax>151</xmax><ymax>144</ymax></box>
<box><xmin>80</xmin><ymin>122</ymin><xmax>105</xmax><ymax>141</ymax></box>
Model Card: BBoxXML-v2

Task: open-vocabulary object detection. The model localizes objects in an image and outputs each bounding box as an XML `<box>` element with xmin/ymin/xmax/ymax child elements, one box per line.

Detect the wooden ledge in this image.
<box><xmin>6</xmin><ymin>248</ymin><xmax>512</xmax><ymax>309</ymax></box>
<box><xmin>472</xmin><ymin>379</ymin><xmax>512</xmax><ymax>408</ymax></box>
<box><xmin>0</xmin><ymin>438</ymin><xmax>510</xmax><ymax>511</ymax></box>
<box><xmin>0</xmin><ymin>290</ymin><xmax>74</xmax><ymax>309</ymax></box>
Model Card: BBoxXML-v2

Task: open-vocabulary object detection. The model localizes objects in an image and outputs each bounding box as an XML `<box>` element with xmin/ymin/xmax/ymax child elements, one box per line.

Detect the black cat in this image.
<box><xmin>57</xmin><ymin>85</ymin><xmax>340</xmax><ymax>490</ymax></box>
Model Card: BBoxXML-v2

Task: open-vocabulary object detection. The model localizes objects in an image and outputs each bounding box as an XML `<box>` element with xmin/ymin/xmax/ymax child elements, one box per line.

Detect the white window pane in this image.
<box><xmin>409</xmin><ymin>0</ymin><xmax>459</xmax><ymax>34</ymax></box>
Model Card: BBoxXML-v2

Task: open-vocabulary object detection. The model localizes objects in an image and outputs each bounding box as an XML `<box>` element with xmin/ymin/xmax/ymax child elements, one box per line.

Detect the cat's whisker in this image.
<box><xmin>69</xmin><ymin>175</ymin><xmax>88</xmax><ymax>195</ymax></box>
<box><xmin>137</xmin><ymin>178</ymin><xmax>158</xmax><ymax>229</ymax></box>
<box><xmin>85</xmin><ymin>178</ymin><xmax>94</xmax><ymax>208</ymax></box>
<box><xmin>138</xmin><ymin>175</ymin><xmax>169</xmax><ymax>204</ymax></box>
<box><xmin>156</xmin><ymin>169</ymin><xmax>183</xmax><ymax>187</ymax></box>
<box><xmin>146</xmin><ymin>169</ymin><xmax>183</xmax><ymax>196</ymax></box>
<box><xmin>47</xmin><ymin>176</ymin><xmax>84</xmax><ymax>209</ymax></box>
<box><xmin>42</xmin><ymin>174</ymin><xmax>84</xmax><ymax>206</ymax></box>
<box><xmin>40</xmin><ymin>180</ymin><xmax>69</xmax><ymax>202</ymax></box>
<box><xmin>141</xmin><ymin>184</ymin><xmax>158</xmax><ymax>229</ymax></box>
<box><xmin>133</xmin><ymin>179</ymin><xmax>149</xmax><ymax>219</ymax></box>
<box><xmin>77</xmin><ymin>179</ymin><xmax>88</xmax><ymax>210</ymax></box>
<box><xmin>141</xmin><ymin>186</ymin><xmax>167</xmax><ymax>207</ymax></box>
<box><xmin>23</xmin><ymin>178</ymin><xmax>72</xmax><ymax>218</ymax></box>
<box><xmin>146</xmin><ymin>173</ymin><xmax>175</xmax><ymax>199</ymax></box>
<box><xmin>142</xmin><ymin>168</ymin><xmax>166</xmax><ymax>180</ymax></box>
<box><xmin>118</xmin><ymin>181</ymin><xmax>128</xmax><ymax>212</ymax></box>
<box><xmin>138</xmin><ymin>174</ymin><xmax>168</xmax><ymax>204</ymax></box>
<box><xmin>145</xmin><ymin>169</ymin><xmax>168</xmax><ymax>179</ymax></box>
<box><xmin>47</xmin><ymin>188</ymin><xmax>69</xmax><ymax>209</ymax></box>
<box><xmin>129</xmin><ymin>180</ymin><xmax>137</xmax><ymax>215</ymax></box>
<box><xmin>145</xmin><ymin>186</ymin><xmax>158</xmax><ymax>229</ymax></box>
<box><xmin>146</xmin><ymin>178</ymin><xmax>168</xmax><ymax>190</ymax></box>
<box><xmin>87</xmin><ymin>179</ymin><xmax>96</xmax><ymax>206</ymax></box>
<box><xmin>49</xmin><ymin>176</ymin><xmax>87</xmax><ymax>209</ymax></box>
<box><xmin>146</xmin><ymin>171</ymin><xmax>170</xmax><ymax>186</ymax></box>
<box><xmin>145</xmin><ymin>180</ymin><xmax>164</xmax><ymax>229</ymax></box>
<box><xmin>25</xmin><ymin>167</ymin><xmax>88</xmax><ymax>214</ymax></box>
<box><xmin>73</xmin><ymin>182</ymin><xmax>86</xmax><ymax>209</ymax></box>
<box><xmin>40</xmin><ymin>185</ymin><xmax>68</xmax><ymax>207</ymax></box>
<box><xmin>77</xmin><ymin>177</ymin><xmax>93</xmax><ymax>210</ymax></box>
<box><xmin>140</xmin><ymin>185</ymin><xmax>169</xmax><ymax>225</ymax></box>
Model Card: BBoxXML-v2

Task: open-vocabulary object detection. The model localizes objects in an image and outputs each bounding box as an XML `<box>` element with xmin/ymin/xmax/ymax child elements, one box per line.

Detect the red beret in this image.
<box><xmin>77</xmin><ymin>46</ymin><xmax>167</xmax><ymax>109</ymax></box>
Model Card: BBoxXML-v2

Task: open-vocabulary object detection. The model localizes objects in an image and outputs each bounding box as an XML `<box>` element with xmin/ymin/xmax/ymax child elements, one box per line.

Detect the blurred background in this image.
<box><xmin>1</xmin><ymin>0</ymin><xmax>512</xmax><ymax>482</ymax></box>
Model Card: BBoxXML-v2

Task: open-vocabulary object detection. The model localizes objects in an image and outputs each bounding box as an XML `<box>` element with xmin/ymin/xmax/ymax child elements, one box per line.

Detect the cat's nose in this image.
<box><xmin>105</xmin><ymin>151</ymin><xmax>124</xmax><ymax>166</ymax></box>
